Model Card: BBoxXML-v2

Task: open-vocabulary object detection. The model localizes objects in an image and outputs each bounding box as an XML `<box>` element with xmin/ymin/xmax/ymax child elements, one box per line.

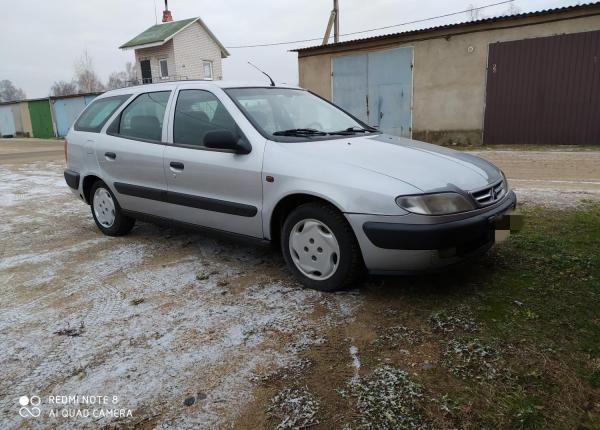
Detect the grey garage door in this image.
<box><xmin>484</xmin><ymin>30</ymin><xmax>600</xmax><ymax>145</ymax></box>
<box><xmin>332</xmin><ymin>47</ymin><xmax>413</xmax><ymax>137</ymax></box>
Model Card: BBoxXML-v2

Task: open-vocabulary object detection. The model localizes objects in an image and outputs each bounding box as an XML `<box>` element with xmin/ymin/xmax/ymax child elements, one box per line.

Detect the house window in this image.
<box><xmin>203</xmin><ymin>61</ymin><xmax>213</xmax><ymax>80</ymax></box>
<box><xmin>159</xmin><ymin>59</ymin><xmax>169</xmax><ymax>79</ymax></box>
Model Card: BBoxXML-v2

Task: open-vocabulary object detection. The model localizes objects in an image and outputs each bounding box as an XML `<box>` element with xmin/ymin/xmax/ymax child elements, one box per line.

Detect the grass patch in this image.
<box><xmin>251</xmin><ymin>202</ymin><xmax>600</xmax><ymax>429</ymax></box>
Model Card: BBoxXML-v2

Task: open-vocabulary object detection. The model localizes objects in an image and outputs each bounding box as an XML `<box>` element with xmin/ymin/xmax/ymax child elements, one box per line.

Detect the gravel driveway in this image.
<box><xmin>1</xmin><ymin>139</ymin><xmax>598</xmax><ymax>428</ymax></box>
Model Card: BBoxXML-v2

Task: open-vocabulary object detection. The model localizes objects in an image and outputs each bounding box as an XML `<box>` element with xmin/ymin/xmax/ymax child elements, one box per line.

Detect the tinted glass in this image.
<box><xmin>226</xmin><ymin>88</ymin><xmax>364</xmax><ymax>138</ymax></box>
<box><xmin>74</xmin><ymin>95</ymin><xmax>130</xmax><ymax>133</ymax></box>
<box><xmin>173</xmin><ymin>90</ymin><xmax>238</xmax><ymax>147</ymax></box>
<box><xmin>118</xmin><ymin>91</ymin><xmax>170</xmax><ymax>142</ymax></box>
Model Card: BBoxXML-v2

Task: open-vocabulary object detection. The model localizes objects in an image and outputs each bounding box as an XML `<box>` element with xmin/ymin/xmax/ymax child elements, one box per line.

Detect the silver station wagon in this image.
<box><xmin>64</xmin><ymin>81</ymin><xmax>517</xmax><ymax>291</ymax></box>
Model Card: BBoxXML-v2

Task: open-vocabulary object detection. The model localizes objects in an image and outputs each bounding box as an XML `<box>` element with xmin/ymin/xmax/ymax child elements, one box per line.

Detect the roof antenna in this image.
<box><xmin>248</xmin><ymin>61</ymin><xmax>275</xmax><ymax>87</ymax></box>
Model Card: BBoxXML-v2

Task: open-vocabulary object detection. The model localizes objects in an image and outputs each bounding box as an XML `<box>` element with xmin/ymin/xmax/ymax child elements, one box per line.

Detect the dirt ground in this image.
<box><xmin>0</xmin><ymin>138</ymin><xmax>599</xmax><ymax>429</ymax></box>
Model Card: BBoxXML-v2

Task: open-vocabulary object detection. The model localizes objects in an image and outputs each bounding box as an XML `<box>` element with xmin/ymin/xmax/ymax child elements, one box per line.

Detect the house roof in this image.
<box><xmin>119</xmin><ymin>17</ymin><xmax>230</xmax><ymax>58</ymax></box>
<box><xmin>292</xmin><ymin>2</ymin><xmax>600</xmax><ymax>55</ymax></box>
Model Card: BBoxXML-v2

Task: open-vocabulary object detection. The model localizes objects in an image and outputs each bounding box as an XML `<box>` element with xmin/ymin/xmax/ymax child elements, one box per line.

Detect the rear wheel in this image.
<box><xmin>90</xmin><ymin>180</ymin><xmax>135</xmax><ymax>236</ymax></box>
<box><xmin>281</xmin><ymin>202</ymin><xmax>363</xmax><ymax>291</ymax></box>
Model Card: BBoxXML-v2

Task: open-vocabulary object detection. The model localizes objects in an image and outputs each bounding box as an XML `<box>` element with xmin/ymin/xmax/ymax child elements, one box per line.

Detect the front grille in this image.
<box><xmin>470</xmin><ymin>179</ymin><xmax>506</xmax><ymax>207</ymax></box>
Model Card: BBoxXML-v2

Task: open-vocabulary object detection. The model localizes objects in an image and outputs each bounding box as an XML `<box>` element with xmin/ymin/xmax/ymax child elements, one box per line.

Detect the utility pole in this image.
<box><xmin>322</xmin><ymin>0</ymin><xmax>340</xmax><ymax>45</ymax></box>
<box><xmin>334</xmin><ymin>0</ymin><xmax>339</xmax><ymax>43</ymax></box>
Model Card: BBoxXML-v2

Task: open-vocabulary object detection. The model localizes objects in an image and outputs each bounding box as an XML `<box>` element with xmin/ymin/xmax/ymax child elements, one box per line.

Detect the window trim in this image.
<box><xmin>159</xmin><ymin>58</ymin><xmax>169</xmax><ymax>79</ymax></box>
<box><xmin>203</xmin><ymin>61</ymin><xmax>213</xmax><ymax>81</ymax></box>
<box><xmin>74</xmin><ymin>94</ymin><xmax>131</xmax><ymax>133</ymax></box>
<box><xmin>106</xmin><ymin>90</ymin><xmax>172</xmax><ymax>145</ymax></box>
<box><xmin>169</xmin><ymin>88</ymin><xmax>251</xmax><ymax>153</ymax></box>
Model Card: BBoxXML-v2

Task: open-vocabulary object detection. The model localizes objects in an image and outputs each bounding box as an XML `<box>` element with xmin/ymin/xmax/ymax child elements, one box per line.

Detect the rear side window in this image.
<box><xmin>74</xmin><ymin>95</ymin><xmax>130</xmax><ymax>132</ymax></box>
<box><xmin>173</xmin><ymin>90</ymin><xmax>238</xmax><ymax>148</ymax></box>
<box><xmin>113</xmin><ymin>91</ymin><xmax>170</xmax><ymax>142</ymax></box>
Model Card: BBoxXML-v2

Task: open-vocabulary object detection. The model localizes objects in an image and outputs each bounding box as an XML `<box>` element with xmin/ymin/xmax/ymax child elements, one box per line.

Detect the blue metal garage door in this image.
<box><xmin>332</xmin><ymin>47</ymin><xmax>413</xmax><ymax>137</ymax></box>
<box><xmin>0</xmin><ymin>105</ymin><xmax>16</xmax><ymax>137</ymax></box>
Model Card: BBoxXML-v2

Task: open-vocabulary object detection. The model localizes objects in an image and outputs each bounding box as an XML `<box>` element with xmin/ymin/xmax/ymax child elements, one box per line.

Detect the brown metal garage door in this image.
<box><xmin>483</xmin><ymin>30</ymin><xmax>600</xmax><ymax>145</ymax></box>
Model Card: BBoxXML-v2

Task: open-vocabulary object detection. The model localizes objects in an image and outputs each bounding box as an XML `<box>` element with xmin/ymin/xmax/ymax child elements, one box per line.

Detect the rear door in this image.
<box><xmin>163</xmin><ymin>86</ymin><xmax>264</xmax><ymax>238</ymax></box>
<box><xmin>95</xmin><ymin>90</ymin><xmax>173</xmax><ymax>217</ymax></box>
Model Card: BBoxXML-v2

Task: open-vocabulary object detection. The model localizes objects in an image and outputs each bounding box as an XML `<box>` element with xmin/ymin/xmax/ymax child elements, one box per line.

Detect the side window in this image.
<box><xmin>74</xmin><ymin>95</ymin><xmax>130</xmax><ymax>133</ymax></box>
<box><xmin>173</xmin><ymin>90</ymin><xmax>238</xmax><ymax>148</ymax></box>
<box><xmin>116</xmin><ymin>91</ymin><xmax>170</xmax><ymax>142</ymax></box>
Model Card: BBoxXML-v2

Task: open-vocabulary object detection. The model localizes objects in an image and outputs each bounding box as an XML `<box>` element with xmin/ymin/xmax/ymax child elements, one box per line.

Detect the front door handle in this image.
<box><xmin>169</xmin><ymin>161</ymin><xmax>184</xmax><ymax>171</ymax></box>
<box><xmin>105</xmin><ymin>152</ymin><xmax>116</xmax><ymax>160</ymax></box>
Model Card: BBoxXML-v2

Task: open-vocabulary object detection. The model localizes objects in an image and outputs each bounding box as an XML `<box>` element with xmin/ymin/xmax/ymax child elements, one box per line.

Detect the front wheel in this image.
<box><xmin>90</xmin><ymin>180</ymin><xmax>135</xmax><ymax>236</ymax></box>
<box><xmin>281</xmin><ymin>202</ymin><xmax>363</xmax><ymax>291</ymax></box>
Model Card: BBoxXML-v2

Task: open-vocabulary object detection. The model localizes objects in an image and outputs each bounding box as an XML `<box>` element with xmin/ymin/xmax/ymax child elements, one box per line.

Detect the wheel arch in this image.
<box><xmin>268</xmin><ymin>192</ymin><xmax>346</xmax><ymax>248</ymax></box>
<box><xmin>82</xmin><ymin>174</ymin><xmax>103</xmax><ymax>205</ymax></box>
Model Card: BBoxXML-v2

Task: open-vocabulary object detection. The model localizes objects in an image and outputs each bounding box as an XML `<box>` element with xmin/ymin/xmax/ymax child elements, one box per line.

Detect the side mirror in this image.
<box><xmin>204</xmin><ymin>130</ymin><xmax>251</xmax><ymax>154</ymax></box>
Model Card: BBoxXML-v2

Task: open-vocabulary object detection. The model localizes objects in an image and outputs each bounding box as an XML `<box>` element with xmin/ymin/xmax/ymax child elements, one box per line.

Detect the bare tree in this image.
<box><xmin>125</xmin><ymin>62</ymin><xmax>137</xmax><ymax>82</ymax></box>
<box><xmin>503</xmin><ymin>4</ymin><xmax>521</xmax><ymax>16</ymax></box>
<box><xmin>50</xmin><ymin>80</ymin><xmax>78</xmax><ymax>97</ymax></box>
<box><xmin>0</xmin><ymin>80</ymin><xmax>26</xmax><ymax>102</ymax></box>
<box><xmin>75</xmin><ymin>51</ymin><xmax>105</xmax><ymax>93</ymax></box>
<box><xmin>466</xmin><ymin>3</ymin><xmax>483</xmax><ymax>21</ymax></box>
<box><xmin>106</xmin><ymin>62</ymin><xmax>139</xmax><ymax>90</ymax></box>
<box><xmin>106</xmin><ymin>71</ymin><xmax>128</xmax><ymax>90</ymax></box>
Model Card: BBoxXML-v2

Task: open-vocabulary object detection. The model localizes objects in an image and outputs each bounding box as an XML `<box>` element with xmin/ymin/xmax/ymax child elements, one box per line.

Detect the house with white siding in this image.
<box><xmin>119</xmin><ymin>12</ymin><xmax>229</xmax><ymax>84</ymax></box>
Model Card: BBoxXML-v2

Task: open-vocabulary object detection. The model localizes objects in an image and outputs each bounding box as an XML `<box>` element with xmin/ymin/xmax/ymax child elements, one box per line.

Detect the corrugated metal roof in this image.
<box><xmin>119</xmin><ymin>18</ymin><xmax>197</xmax><ymax>49</ymax></box>
<box><xmin>292</xmin><ymin>2</ymin><xmax>600</xmax><ymax>53</ymax></box>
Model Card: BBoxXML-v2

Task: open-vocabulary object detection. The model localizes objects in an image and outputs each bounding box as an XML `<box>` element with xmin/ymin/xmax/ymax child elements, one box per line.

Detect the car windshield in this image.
<box><xmin>225</xmin><ymin>88</ymin><xmax>376</xmax><ymax>139</ymax></box>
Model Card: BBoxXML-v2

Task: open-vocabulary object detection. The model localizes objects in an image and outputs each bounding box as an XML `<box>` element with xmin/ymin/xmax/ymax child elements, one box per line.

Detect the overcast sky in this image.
<box><xmin>0</xmin><ymin>0</ymin><xmax>581</xmax><ymax>98</ymax></box>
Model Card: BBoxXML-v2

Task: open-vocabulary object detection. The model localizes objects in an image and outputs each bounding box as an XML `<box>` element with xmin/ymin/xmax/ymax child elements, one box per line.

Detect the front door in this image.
<box><xmin>163</xmin><ymin>88</ymin><xmax>263</xmax><ymax>238</ymax></box>
<box><xmin>332</xmin><ymin>47</ymin><xmax>413</xmax><ymax>137</ymax></box>
<box><xmin>140</xmin><ymin>60</ymin><xmax>152</xmax><ymax>84</ymax></box>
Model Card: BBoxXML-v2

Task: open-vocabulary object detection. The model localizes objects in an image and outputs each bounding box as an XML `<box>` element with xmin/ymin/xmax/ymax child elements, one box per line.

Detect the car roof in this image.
<box><xmin>99</xmin><ymin>80</ymin><xmax>302</xmax><ymax>99</ymax></box>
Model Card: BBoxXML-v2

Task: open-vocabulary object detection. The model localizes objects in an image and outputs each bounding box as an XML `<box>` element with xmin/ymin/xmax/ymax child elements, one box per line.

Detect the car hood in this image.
<box><xmin>279</xmin><ymin>134</ymin><xmax>502</xmax><ymax>192</ymax></box>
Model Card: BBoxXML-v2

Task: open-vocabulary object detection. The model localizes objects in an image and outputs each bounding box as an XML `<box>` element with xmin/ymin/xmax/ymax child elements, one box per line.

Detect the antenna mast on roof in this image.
<box><xmin>248</xmin><ymin>62</ymin><xmax>275</xmax><ymax>87</ymax></box>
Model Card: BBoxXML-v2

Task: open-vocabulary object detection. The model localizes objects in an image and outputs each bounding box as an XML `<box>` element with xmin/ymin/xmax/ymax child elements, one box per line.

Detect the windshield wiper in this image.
<box><xmin>328</xmin><ymin>126</ymin><xmax>378</xmax><ymax>135</ymax></box>
<box><xmin>272</xmin><ymin>128</ymin><xmax>328</xmax><ymax>137</ymax></box>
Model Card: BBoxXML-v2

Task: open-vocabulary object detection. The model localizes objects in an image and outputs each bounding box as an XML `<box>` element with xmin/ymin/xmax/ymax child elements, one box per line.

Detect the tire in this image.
<box><xmin>281</xmin><ymin>202</ymin><xmax>363</xmax><ymax>291</ymax></box>
<box><xmin>90</xmin><ymin>180</ymin><xmax>135</xmax><ymax>237</ymax></box>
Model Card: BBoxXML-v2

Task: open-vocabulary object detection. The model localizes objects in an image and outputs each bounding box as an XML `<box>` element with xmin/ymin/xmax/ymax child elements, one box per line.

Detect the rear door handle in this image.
<box><xmin>105</xmin><ymin>152</ymin><xmax>116</xmax><ymax>160</ymax></box>
<box><xmin>169</xmin><ymin>161</ymin><xmax>184</xmax><ymax>171</ymax></box>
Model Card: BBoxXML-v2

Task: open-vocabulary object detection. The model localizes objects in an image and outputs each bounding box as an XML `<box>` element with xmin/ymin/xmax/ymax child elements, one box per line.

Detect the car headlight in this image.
<box><xmin>396</xmin><ymin>192</ymin><xmax>475</xmax><ymax>215</ymax></box>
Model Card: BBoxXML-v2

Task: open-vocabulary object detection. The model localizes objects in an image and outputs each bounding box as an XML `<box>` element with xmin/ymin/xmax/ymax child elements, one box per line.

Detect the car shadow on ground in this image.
<box><xmin>125</xmin><ymin>218</ymin><xmax>502</xmax><ymax>303</ymax></box>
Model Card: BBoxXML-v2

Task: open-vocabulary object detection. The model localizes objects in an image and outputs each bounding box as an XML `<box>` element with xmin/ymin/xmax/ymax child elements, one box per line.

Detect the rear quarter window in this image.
<box><xmin>74</xmin><ymin>95</ymin><xmax>131</xmax><ymax>133</ymax></box>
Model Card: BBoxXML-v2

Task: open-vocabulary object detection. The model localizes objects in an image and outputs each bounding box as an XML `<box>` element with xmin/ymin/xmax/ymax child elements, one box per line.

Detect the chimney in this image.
<box><xmin>162</xmin><ymin>0</ymin><xmax>173</xmax><ymax>22</ymax></box>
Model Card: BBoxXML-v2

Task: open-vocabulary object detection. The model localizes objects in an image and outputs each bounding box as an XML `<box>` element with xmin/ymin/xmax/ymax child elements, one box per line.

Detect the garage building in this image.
<box><xmin>293</xmin><ymin>3</ymin><xmax>600</xmax><ymax>146</ymax></box>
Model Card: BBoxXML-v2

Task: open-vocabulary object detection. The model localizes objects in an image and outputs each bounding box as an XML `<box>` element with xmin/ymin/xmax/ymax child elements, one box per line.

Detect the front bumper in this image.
<box><xmin>346</xmin><ymin>191</ymin><xmax>518</xmax><ymax>274</ymax></box>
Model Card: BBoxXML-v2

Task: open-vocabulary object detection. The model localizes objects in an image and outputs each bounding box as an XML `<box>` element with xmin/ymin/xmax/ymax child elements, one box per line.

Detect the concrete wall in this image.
<box><xmin>297</xmin><ymin>11</ymin><xmax>600</xmax><ymax>145</ymax></box>
<box><xmin>173</xmin><ymin>22</ymin><xmax>223</xmax><ymax>80</ymax></box>
<box><xmin>135</xmin><ymin>40</ymin><xmax>176</xmax><ymax>80</ymax></box>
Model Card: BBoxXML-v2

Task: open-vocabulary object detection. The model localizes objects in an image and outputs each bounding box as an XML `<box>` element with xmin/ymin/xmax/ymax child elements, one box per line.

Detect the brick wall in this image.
<box><xmin>134</xmin><ymin>40</ymin><xmax>176</xmax><ymax>81</ymax></box>
<box><xmin>172</xmin><ymin>22</ymin><xmax>224</xmax><ymax>80</ymax></box>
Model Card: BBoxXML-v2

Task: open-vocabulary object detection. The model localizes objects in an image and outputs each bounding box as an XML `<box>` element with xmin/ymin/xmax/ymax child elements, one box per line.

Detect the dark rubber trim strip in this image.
<box><xmin>113</xmin><ymin>182</ymin><xmax>257</xmax><ymax>218</ymax></box>
<box><xmin>363</xmin><ymin>191</ymin><xmax>516</xmax><ymax>250</ymax></box>
<box><xmin>64</xmin><ymin>169</ymin><xmax>80</xmax><ymax>190</ymax></box>
<box><xmin>114</xmin><ymin>182</ymin><xmax>165</xmax><ymax>202</ymax></box>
